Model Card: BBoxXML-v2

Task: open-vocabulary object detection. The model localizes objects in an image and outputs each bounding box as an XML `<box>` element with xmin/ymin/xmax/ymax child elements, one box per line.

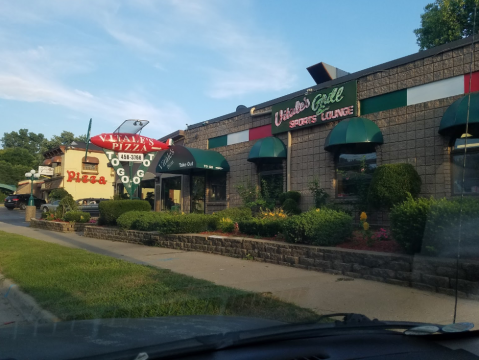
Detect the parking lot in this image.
<box><xmin>0</xmin><ymin>206</ymin><xmax>41</xmax><ymax>227</ymax></box>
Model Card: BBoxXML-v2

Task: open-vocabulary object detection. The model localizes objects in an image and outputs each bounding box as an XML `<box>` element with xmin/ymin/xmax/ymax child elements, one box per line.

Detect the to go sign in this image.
<box><xmin>105</xmin><ymin>151</ymin><xmax>155</xmax><ymax>186</ymax></box>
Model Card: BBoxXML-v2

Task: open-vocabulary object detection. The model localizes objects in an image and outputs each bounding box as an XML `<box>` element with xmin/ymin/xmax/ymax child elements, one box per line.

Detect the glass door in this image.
<box><xmin>191</xmin><ymin>173</ymin><xmax>206</xmax><ymax>214</ymax></box>
<box><xmin>161</xmin><ymin>176</ymin><xmax>182</xmax><ymax>211</ymax></box>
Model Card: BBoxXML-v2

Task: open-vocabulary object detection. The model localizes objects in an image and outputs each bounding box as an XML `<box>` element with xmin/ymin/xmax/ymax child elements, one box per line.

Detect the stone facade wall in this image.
<box><xmin>84</xmin><ymin>226</ymin><xmax>479</xmax><ymax>300</ymax></box>
<box><xmin>30</xmin><ymin>218</ymin><xmax>89</xmax><ymax>232</ymax></box>
<box><xmin>175</xmin><ymin>43</ymin><xmax>479</xmax><ymax>223</ymax></box>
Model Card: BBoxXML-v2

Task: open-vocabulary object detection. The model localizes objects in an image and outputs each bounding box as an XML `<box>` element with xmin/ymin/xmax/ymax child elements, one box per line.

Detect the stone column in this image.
<box><xmin>25</xmin><ymin>206</ymin><xmax>36</xmax><ymax>222</ymax></box>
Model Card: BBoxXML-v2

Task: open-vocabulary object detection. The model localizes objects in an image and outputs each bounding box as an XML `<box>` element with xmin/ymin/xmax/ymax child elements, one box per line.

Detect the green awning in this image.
<box><xmin>439</xmin><ymin>93</ymin><xmax>479</xmax><ymax>136</ymax></box>
<box><xmin>247</xmin><ymin>137</ymin><xmax>287</xmax><ymax>163</ymax></box>
<box><xmin>156</xmin><ymin>145</ymin><xmax>229</xmax><ymax>173</ymax></box>
<box><xmin>324</xmin><ymin>117</ymin><xmax>384</xmax><ymax>152</ymax></box>
<box><xmin>0</xmin><ymin>184</ymin><xmax>16</xmax><ymax>193</ymax></box>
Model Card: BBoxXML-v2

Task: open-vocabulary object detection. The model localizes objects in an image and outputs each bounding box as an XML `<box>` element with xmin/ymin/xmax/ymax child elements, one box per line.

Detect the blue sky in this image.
<box><xmin>0</xmin><ymin>0</ymin><xmax>432</xmax><ymax>141</ymax></box>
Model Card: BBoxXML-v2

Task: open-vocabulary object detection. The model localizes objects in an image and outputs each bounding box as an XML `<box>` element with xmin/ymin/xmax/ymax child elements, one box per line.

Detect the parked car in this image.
<box><xmin>40</xmin><ymin>200</ymin><xmax>61</xmax><ymax>213</ymax></box>
<box><xmin>76</xmin><ymin>198</ymin><xmax>109</xmax><ymax>216</ymax></box>
<box><xmin>4</xmin><ymin>194</ymin><xmax>46</xmax><ymax>210</ymax></box>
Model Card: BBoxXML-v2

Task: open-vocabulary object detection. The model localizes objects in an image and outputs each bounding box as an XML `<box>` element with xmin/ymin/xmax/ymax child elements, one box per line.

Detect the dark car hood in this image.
<box><xmin>0</xmin><ymin>316</ymin><xmax>284</xmax><ymax>360</ymax></box>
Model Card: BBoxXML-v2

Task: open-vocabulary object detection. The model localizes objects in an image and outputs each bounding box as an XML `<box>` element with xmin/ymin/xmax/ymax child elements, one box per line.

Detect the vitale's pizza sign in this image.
<box><xmin>271</xmin><ymin>81</ymin><xmax>357</xmax><ymax>134</ymax></box>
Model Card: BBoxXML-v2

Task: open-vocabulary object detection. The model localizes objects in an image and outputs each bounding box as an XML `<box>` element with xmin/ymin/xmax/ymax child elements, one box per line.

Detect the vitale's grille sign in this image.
<box><xmin>271</xmin><ymin>81</ymin><xmax>357</xmax><ymax>134</ymax></box>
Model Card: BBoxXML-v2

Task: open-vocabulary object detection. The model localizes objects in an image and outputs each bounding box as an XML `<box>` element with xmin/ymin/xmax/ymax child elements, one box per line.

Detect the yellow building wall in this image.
<box><xmin>60</xmin><ymin>150</ymin><xmax>115</xmax><ymax>200</ymax></box>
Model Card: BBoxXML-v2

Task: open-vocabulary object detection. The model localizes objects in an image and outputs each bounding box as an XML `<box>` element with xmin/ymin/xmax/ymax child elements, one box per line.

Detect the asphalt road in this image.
<box><xmin>0</xmin><ymin>206</ymin><xmax>42</xmax><ymax>227</ymax></box>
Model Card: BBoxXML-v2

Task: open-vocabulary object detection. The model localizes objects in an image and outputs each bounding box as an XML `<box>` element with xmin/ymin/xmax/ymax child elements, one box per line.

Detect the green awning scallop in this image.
<box><xmin>439</xmin><ymin>93</ymin><xmax>479</xmax><ymax>136</ymax></box>
<box><xmin>324</xmin><ymin>117</ymin><xmax>384</xmax><ymax>152</ymax></box>
<box><xmin>0</xmin><ymin>184</ymin><xmax>16</xmax><ymax>193</ymax></box>
<box><xmin>156</xmin><ymin>145</ymin><xmax>229</xmax><ymax>173</ymax></box>
<box><xmin>247</xmin><ymin>137</ymin><xmax>287</xmax><ymax>163</ymax></box>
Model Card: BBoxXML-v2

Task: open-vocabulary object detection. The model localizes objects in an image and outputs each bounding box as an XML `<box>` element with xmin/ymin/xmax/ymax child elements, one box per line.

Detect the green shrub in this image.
<box><xmin>64</xmin><ymin>211</ymin><xmax>91</xmax><ymax>223</ymax></box>
<box><xmin>55</xmin><ymin>194</ymin><xmax>78</xmax><ymax>219</ymax></box>
<box><xmin>99</xmin><ymin>200</ymin><xmax>151</xmax><ymax>226</ymax></box>
<box><xmin>282</xmin><ymin>198</ymin><xmax>301</xmax><ymax>215</ymax></box>
<box><xmin>308</xmin><ymin>178</ymin><xmax>329</xmax><ymax>208</ymax></box>
<box><xmin>368</xmin><ymin>163</ymin><xmax>422</xmax><ymax>209</ymax></box>
<box><xmin>49</xmin><ymin>188</ymin><xmax>71</xmax><ymax>200</ymax></box>
<box><xmin>238</xmin><ymin>218</ymin><xmax>285</xmax><ymax>237</ymax></box>
<box><xmin>0</xmin><ymin>193</ymin><xmax>6</xmax><ymax>203</ymax></box>
<box><xmin>214</xmin><ymin>207</ymin><xmax>252</xmax><ymax>222</ymax></box>
<box><xmin>321</xmin><ymin>203</ymin><xmax>353</xmax><ymax>216</ymax></box>
<box><xmin>283</xmin><ymin>209</ymin><xmax>352</xmax><ymax>246</ymax></box>
<box><xmin>117</xmin><ymin>211</ymin><xmax>216</xmax><ymax>234</ymax></box>
<box><xmin>217</xmin><ymin>217</ymin><xmax>235</xmax><ymax>233</ymax></box>
<box><xmin>422</xmin><ymin>198</ymin><xmax>479</xmax><ymax>257</ymax></box>
<box><xmin>279</xmin><ymin>191</ymin><xmax>301</xmax><ymax>205</ymax></box>
<box><xmin>390</xmin><ymin>195</ymin><xmax>433</xmax><ymax>255</ymax></box>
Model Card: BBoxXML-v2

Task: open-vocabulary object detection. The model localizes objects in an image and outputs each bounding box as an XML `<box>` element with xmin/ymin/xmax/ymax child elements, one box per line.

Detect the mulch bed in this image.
<box><xmin>336</xmin><ymin>234</ymin><xmax>404</xmax><ymax>254</ymax></box>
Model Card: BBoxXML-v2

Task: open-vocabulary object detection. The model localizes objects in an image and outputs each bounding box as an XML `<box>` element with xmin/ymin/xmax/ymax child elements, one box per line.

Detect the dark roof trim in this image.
<box><xmin>187</xmin><ymin>36</ymin><xmax>478</xmax><ymax>130</ymax></box>
<box><xmin>158</xmin><ymin>130</ymin><xmax>185</xmax><ymax>143</ymax></box>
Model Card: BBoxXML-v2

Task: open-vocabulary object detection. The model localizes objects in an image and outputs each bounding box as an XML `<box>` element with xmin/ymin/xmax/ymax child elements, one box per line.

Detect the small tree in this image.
<box><xmin>55</xmin><ymin>194</ymin><xmax>78</xmax><ymax>219</ymax></box>
<box><xmin>49</xmin><ymin>188</ymin><xmax>70</xmax><ymax>201</ymax></box>
<box><xmin>308</xmin><ymin>178</ymin><xmax>329</xmax><ymax>208</ymax></box>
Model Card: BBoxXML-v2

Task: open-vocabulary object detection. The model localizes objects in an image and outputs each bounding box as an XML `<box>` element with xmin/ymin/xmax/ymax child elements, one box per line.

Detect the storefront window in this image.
<box><xmin>191</xmin><ymin>173</ymin><xmax>205</xmax><ymax>213</ymax></box>
<box><xmin>258</xmin><ymin>163</ymin><xmax>284</xmax><ymax>204</ymax></box>
<box><xmin>452</xmin><ymin>136</ymin><xmax>479</xmax><ymax>195</ymax></box>
<box><xmin>208</xmin><ymin>172</ymin><xmax>226</xmax><ymax>201</ymax></box>
<box><xmin>161</xmin><ymin>176</ymin><xmax>181</xmax><ymax>211</ymax></box>
<box><xmin>336</xmin><ymin>150</ymin><xmax>377</xmax><ymax>198</ymax></box>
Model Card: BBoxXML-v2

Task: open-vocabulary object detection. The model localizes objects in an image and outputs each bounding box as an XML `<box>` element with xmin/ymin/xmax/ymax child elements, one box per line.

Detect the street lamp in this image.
<box><xmin>24</xmin><ymin>170</ymin><xmax>40</xmax><ymax>206</ymax></box>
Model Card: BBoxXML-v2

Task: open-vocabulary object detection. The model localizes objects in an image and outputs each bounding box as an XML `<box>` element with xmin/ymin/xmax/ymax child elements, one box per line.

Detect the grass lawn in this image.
<box><xmin>0</xmin><ymin>230</ymin><xmax>319</xmax><ymax>323</ymax></box>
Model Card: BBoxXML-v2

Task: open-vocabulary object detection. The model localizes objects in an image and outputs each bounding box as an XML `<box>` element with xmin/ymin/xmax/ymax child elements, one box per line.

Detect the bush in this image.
<box><xmin>117</xmin><ymin>211</ymin><xmax>216</xmax><ymax>234</ymax></box>
<box><xmin>217</xmin><ymin>217</ymin><xmax>235</xmax><ymax>233</ymax></box>
<box><xmin>368</xmin><ymin>163</ymin><xmax>422</xmax><ymax>209</ymax></box>
<box><xmin>390</xmin><ymin>195</ymin><xmax>433</xmax><ymax>254</ymax></box>
<box><xmin>321</xmin><ymin>203</ymin><xmax>353</xmax><ymax>216</ymax></box>
<box><xmin>422</xmin><ymin>198</ymin><xmax>479</xmax><ymax>257</ymax></box>
<box><xmin>99</xmin><ymin>200</ymin><xmax>151</xmax><ymax>226</ymax></box>
<box><xmin>64</xmin><ymin>211</ymin><xmax>91</xmax><ymax>223</ymax></box>
<box><xmin>55</xmin><ymin>194</ymin><xmax>78</xmax><ymax>219</ymax></box>
<box><xmin>49</xmin><ymin>188</ymin><xmax>71</xmax><ymax>200</ymax></box>
<box><xmin>282</xmin><ymin>198</ymin><xmax>301</xmax><ymax>215</ymax></box>
<box><xmin>283</xmin><ymin>209</ymin><xmax>353</xmax><ymax>246</ymax></box>
<box><xmin>238</xmin><ymin>218</ymin><xmax>285</xmax><ymax>237</ymax></box>
<box><xmin>308</xmin><ymin>178</ymin><xmax>329</xmax><ymax>208</ymax></box>
<box><xmin>214</xmin><ymin>207</ymin><xmax>252</xmax><ymax>222</ymax></box>
<box><xmin>279</xmin><ymin>191</ymin><xmax>301</xmax><ymax>205</ymax></box>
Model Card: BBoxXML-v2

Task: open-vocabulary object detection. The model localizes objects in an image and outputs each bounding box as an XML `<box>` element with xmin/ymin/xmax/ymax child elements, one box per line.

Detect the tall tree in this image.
<box><xmin>0</xmin><ymin>148</ymin><xmax>37</xmax><ymax>168</ymax></box>
<box><xmin>1</xmin><ymin>129</ymin><xmax>45</xmax><ymax>155</ymax></box>
<box><xmin>41</xmin><ymin>131</ymin><xmax>87</xmax><ymax>153</ymax></box>
<box><xmin>415</xmin><ymin>0</ymin><xmax>479</xmax><ymax>50</ymax></box>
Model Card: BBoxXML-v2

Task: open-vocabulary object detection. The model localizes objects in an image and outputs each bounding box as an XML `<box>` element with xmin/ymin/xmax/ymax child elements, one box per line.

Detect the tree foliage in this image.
<box><xmin>1</xmin><ymin>129</ymin><xmax>45</xmax><ymax>155</ymax></box>
<box><xmin>415</xmin><ymin>0</ymin><xmax>479</xmax><ymax>50</ymax></box>
<box><xmin>0</xmin><ymin>148</ymin><xmax>37</xmax><ymax>168</ymax></box>
<box><xmin>0</xmin><ymin>162</ymin><xmax>31</xmax><ymax>186</ymax></box>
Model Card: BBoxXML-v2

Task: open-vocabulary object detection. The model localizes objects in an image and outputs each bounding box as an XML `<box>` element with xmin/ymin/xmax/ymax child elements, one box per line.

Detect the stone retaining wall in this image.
<box><xmin>83</xmin><ymin>226</ymin><xmax>479</xmax><ymax>300</ymax></box>
<box><xmin>30</xmin><ymin>218</ymin><xmax>89</xmax><ymax>232</ymax></box>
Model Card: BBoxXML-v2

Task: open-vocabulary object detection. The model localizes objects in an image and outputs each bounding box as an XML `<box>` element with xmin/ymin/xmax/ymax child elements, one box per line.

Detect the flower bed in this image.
<box><xmin>336</xmin><ymin>231</ymin><xmax>403</xmax><ymax>254</ymax></box>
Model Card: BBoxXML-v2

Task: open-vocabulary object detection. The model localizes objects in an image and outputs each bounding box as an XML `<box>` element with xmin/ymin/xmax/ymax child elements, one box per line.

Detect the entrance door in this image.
<box><xmin>191</xmin><ymin>174</ymin><xmax>205</xmax><ymax>213</ymax></box>
<box><xmin>161</xmin><ymin>176</ymin><xmax>181</xmax><ymax>211</ymax></box>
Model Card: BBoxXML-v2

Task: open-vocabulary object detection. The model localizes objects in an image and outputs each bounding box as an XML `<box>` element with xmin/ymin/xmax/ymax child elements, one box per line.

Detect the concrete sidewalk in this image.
<box><xmin>1</xmin><ymin>221</ymin><xmax>478</xmax><ymax>325</ymax></box>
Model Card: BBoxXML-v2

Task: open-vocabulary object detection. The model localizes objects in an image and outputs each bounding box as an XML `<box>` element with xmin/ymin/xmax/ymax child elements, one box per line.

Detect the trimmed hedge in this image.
<box><xmin>99</xmin><ymin>200</ymin><xmax>151</xmax><ymax>226</ymax></box>
<box><xmin>213</xmin><ymin>207</ymin><xmax>252</xmax><ymax>221</ymax></box>
<box><xmin>390</xmin><ymin>195</ymin><xmax>432</xmax><ymax>255</ymax></box>
<box><xmin>391</xmin><ymin>196</ymin><xmax>479</xmax><ymax>257</ymax></box>
<box><xmin>283</xmin><ymin>209</ymin><xmax>353</xmax><ymax>246</ymax></box>
<box><xmin>368</xmin><ymin>163</ymin><xmax>422</xmax><ymax>209</ymax></box>
<box><xmin>117</xmin><ymin>211</ymin><xmax>217</xmax><ymax>234</ymax></box>
<box><xmin>238</xmin><ymin>218</ymin><xmax>284</xmax><ymax>238</ymax></box>
<box><xmin>422</xmin><ymin>198</ymin><xmax>479</xmax><ymax>257</ymax></box>
<box><xmin>64</xmin><ymin>211</ymin><xmax>91</xmax><ymax>223</ymax></box>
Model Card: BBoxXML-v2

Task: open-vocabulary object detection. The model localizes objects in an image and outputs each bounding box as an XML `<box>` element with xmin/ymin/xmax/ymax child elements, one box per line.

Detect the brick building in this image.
<box><xmin>154</xmin><ymin>36</ymin><xmax>479</xmax><ymax>223</ymax></box>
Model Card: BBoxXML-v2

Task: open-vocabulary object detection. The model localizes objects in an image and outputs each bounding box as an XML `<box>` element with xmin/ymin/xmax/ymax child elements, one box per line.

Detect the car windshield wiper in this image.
<box><xmin>74</xmin><ymin>314</ymin><xmax>440</xmax><ymax>360</ymax></box>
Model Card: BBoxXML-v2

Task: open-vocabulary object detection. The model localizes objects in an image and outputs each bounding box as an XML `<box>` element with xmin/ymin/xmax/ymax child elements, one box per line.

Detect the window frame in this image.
<box><xmin>81</xmin><ymin>162</ymin><xmax>99</xmax><ymax>174</ymax></box>
<box><xmin>450</xmin><ymin>136</ymin><xmax>479</xmax><ymax>197</ymax></box>
<box><xmin>334</xmin><ymin>145</ymin><xmax>377</xmax><ymax>200</ymax></box>
<box><xmin>207</xmin><ymin>171</ymin><xmax>227</xmax><ymax>202</ymax></box>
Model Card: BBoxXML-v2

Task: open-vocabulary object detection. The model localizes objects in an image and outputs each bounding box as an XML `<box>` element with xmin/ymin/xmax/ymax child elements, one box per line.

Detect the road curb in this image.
<box><xmin>0</xmin><ymin>276</ymin><xmax>60</xmax><ymax>324</ymax></box>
